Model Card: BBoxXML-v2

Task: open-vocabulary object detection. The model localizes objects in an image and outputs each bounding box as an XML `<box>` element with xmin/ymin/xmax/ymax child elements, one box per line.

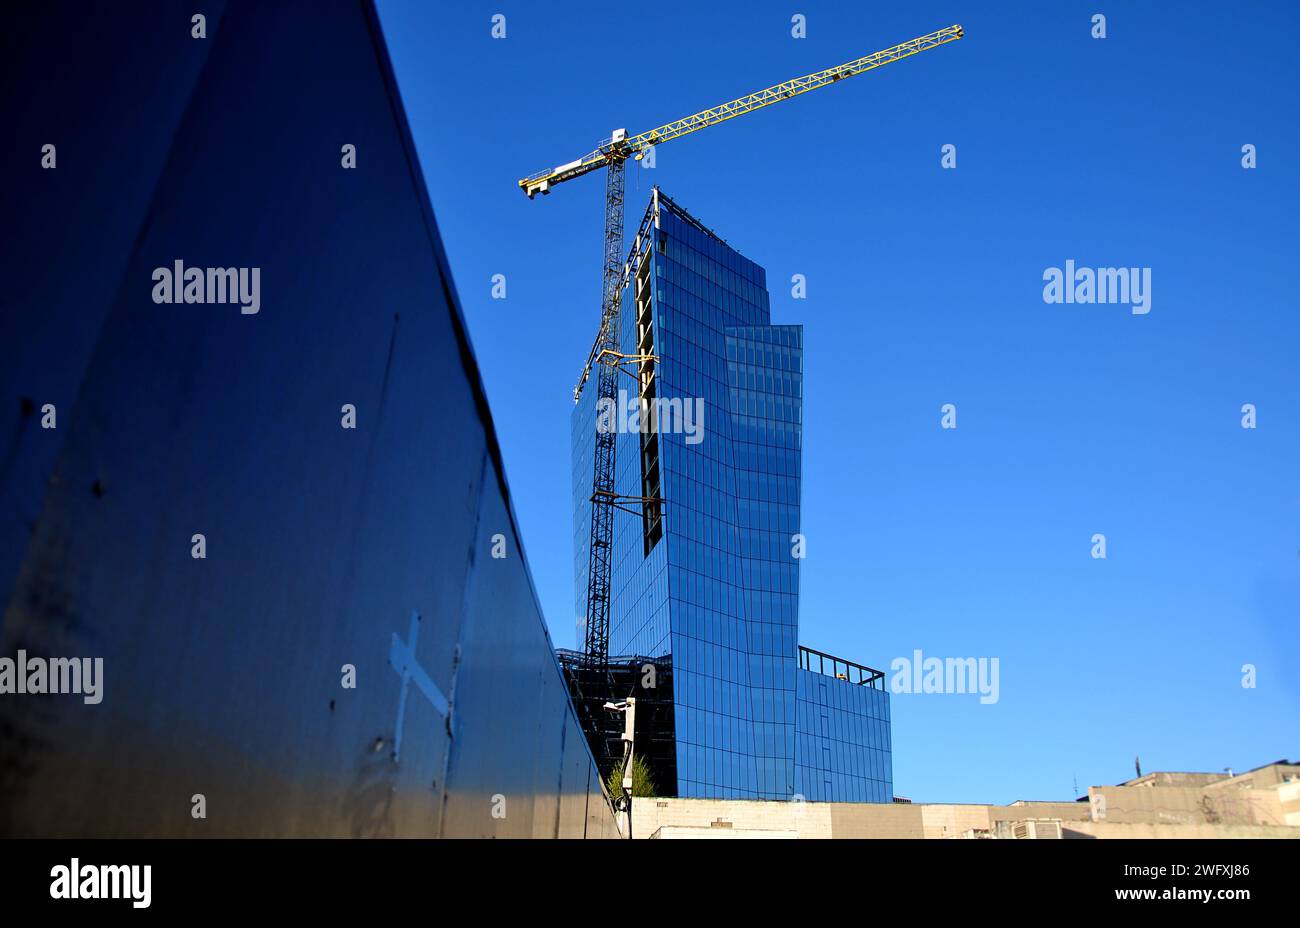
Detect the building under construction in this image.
<box><xmin>564</xmin><ymin>190</ymin><xmax>892</xmax><ymax>801</ymax></box>
<box><xmin>524</xmin><ymin>26</ymin><xmax>964</xmax><ymax>802</ymax></box>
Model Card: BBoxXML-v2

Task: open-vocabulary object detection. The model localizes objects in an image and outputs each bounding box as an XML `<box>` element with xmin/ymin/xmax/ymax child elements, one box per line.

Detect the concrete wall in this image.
<box><xmin>635</xmin><ymin>798</ymin><xmax>835</xmax><ymax>839</ymax></box>
<box><xmin>633</xmin><ymin>798</ymin><xmax>1089</xmax><ymax>839</ymax></box>
<box><xmin>651</xmin><ymin>825</ymin><xmax>799</xmax><ymax>839</ymax></box>
<box><xmin>1276</xmin><ymin>781</ymin><xmax>1300</xmax><ymax>826</ymax></box>
<box><xmin>1087</xmin><ymin>781</ymin><xmax>1290</xmax><ymax>829</ymax></box>
<box><xmin>1086</xmin><ymin>785</ymin><xmax>1212</xmax><ymax>826</ymax></box>
<box><xmin>1204</xmin><ymin>763</ymin><xmax>1300</xmax><ymax>826</ymax></box>
<box><xmin>0</xmin><ymin>1</ymin><xmax>616</xmax><ymax>838</ymax></box>
<box><xmin>1066</xmin><ymin>822</ymin><xmax>1299</xmax><ymax>839</ymax></box>
<box><xmin>634</xmin><ymin>790</ymin><xmax>1300</xmax><ymax>839</ymax></box>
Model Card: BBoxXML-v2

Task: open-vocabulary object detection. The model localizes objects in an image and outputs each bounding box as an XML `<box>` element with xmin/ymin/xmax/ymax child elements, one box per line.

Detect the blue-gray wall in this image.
<box><xmin>0</xmin><ymin>0</ymin><xmax>617</xmax><ymax>838</ymax></box>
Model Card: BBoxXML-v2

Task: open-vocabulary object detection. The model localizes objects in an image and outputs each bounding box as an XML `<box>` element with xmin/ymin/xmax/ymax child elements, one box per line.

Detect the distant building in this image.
<box><xmin>631</xmin><ymin>761</ymin><xmax>1300</xmax><ymax>838</ymax></box>
<box><xmin>570</xmin><ymin>189</ymin><xmax>891</xmax><ymax>802</ymax></box>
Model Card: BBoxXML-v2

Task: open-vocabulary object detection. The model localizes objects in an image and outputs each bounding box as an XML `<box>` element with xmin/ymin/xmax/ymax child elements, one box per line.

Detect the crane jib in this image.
<box><xmin>516</xmin><ymin>24</ymin><xmax>963</xmax><ymax>198</ymax></box>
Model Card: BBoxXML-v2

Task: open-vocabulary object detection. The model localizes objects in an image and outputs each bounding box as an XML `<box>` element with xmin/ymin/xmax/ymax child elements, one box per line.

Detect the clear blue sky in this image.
<box><xmin>375</xmin><ymin>0</ymin><xmax>1299</xmax><ymax>803</ymax></box>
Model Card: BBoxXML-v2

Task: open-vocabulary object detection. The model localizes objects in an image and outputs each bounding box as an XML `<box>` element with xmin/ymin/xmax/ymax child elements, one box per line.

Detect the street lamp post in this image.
<box><xmin>604</xmin><ymin>698</ymin><xmax>636</xmax><ymax>838</ymax></box>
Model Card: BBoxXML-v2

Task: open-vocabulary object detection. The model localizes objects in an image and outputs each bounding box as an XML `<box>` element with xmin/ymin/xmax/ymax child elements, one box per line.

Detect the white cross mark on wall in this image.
<box><xmin>388</xmin><ymin>611</ymin><xmax>450</xmax><ymax>762</ymax></box>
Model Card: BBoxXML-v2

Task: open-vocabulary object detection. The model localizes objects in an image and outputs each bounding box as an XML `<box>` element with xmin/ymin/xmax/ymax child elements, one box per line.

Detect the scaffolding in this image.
<box><xmin>556</xmin><ymin>649</ymin><xmax>677</xmax><ymax>796</ymax></box>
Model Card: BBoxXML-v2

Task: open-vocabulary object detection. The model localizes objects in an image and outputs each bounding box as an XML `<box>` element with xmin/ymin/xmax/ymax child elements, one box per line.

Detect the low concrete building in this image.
<box><xmin>632</xmin><ymin>761</ymin><xmax>1300</xmax><ymax>838</ymax></box>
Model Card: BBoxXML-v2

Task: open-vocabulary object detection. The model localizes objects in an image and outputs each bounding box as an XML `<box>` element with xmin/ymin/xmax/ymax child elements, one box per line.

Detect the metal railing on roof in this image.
<box><xmin>798</xmin><ymin>645</ymin><xmax>886</xmax><ymax>690</ymax></box>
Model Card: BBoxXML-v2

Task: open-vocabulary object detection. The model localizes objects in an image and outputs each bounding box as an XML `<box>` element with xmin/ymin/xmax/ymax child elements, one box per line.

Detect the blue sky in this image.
<box><xmin>376</xmin><ymin>0</ymin><xmax>1299</xmax><ymax>803</ymax></box>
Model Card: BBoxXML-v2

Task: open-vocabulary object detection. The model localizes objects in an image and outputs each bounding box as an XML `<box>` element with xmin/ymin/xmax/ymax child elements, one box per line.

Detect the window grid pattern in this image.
<box><xmin>726</xmin><ymin>324</ymin><xmax>802</xmax><ymax>798</ymax></box>
<box><xmin>654</xmin><ymin>207</ymin><xmax>771</xmax><ymax>798</ymax></box>
<box><xmin>794</xmin><ymin>669</ymin><xmax>894</xmax><ymax>803</ymax></box>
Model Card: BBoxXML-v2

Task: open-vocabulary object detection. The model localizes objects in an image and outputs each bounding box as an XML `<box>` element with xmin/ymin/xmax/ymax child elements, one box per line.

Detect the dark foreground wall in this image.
<box><xmin>0</xmin><ymin>1</ymin><xmax>617</xmax><ymax>837</ymax></box>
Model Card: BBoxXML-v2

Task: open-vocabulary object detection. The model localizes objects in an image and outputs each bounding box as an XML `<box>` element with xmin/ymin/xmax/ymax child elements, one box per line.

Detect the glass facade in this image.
<box><xmin>794</xmin><ymin>670</ymin><xmax>893</xmax><ymax>803</ymax></box>
<box><xmin>572</xmin><ymin>189</ymin><xmax>891</xmax><ymax>802</ymax></box>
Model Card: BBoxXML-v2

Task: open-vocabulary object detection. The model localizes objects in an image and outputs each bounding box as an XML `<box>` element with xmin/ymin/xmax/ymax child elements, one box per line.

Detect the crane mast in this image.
<box><xmin>520</xmin><ymin>25</ymin><xmax>964</xmax><ymax>666</ymax></box>
<box><xmin>584</xmin><ymin>155</ymin><xmax>627</xmax><ymax>665</ymax></box>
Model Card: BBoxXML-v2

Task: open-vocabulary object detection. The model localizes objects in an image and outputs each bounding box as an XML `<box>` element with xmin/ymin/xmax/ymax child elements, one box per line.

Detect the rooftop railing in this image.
<box><xmin>798</xmin><ymin>645</ymin><xmax>886</xmax><ymax>690</ymax></box>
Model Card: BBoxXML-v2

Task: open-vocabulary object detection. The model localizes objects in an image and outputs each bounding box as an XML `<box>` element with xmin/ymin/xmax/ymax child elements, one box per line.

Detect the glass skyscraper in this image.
<box><xmin>572</xmin><ymin>189</ymin><xmax>891</xmax><ymax>802</ymax></box>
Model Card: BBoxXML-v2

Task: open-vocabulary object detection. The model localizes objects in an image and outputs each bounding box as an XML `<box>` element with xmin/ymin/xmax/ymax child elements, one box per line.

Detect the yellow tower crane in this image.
<box><xmin>519</xmin><ymin>24</ymin><xmax>964</xmax><ymax>665</ymax></box>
